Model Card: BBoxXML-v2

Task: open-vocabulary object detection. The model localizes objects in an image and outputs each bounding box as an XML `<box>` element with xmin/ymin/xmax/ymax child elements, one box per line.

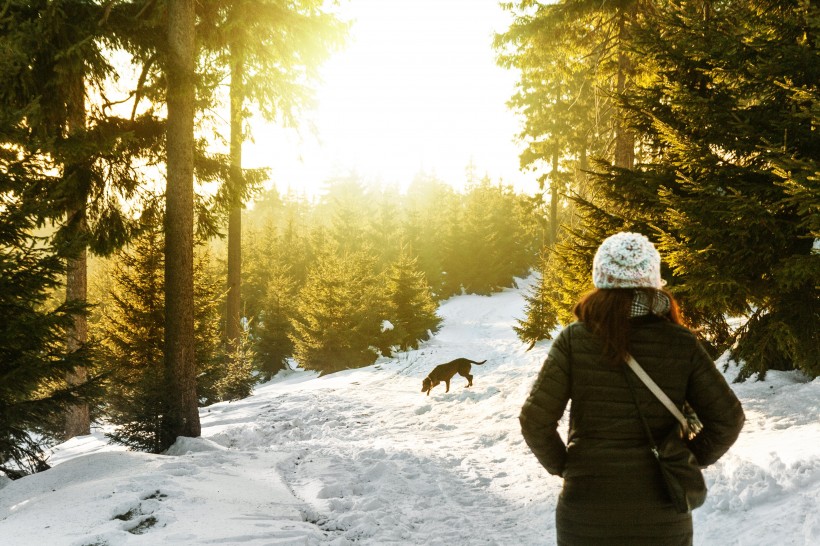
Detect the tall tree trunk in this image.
<box><xmin>164</xmin><ymin>0</ymin><xmax>200</xmax><ymax>446</ymax></box>
<box><xmin>549</xmin><ymin>149</ymin><xmax>559</xmax><ymax>247</ymax></box>
<box><xmin>578</xmin><ymin>145</ymin><xmax>588</xmax><ymax>194</ymax></box>
<box><xmin>64</xmin><ymin>244</ymin><xmax>89</xmax><ymax>438</ymax></box>
<box><xmin>572</xmin><ymin>143</ymin><xmax>590</xmax><ymax>230</ymax></box>
<box><xmin>548</xmin><ymin>85</ymin><xmax>561</xmax><ymax>247</ymax></box>
<box><xmin>226</xmin><ymin>42</ymin><xmax>244</xmax><ymax>351</ymax></box>
<box><xmin>613</xmin><ymin>9</ymin><xmax>636</xmax><ymax>169</ymax></box>
<box><xmin>64</xmin><ymin>69</ymin><xmax>90</xmax><ymax>440</ymax></box>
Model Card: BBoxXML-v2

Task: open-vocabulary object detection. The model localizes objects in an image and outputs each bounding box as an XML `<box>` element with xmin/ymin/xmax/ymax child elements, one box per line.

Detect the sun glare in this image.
<box><xmin>243</xmin><ymin>0</ymin><xmax>533</xmax><ymax>199</ymax></box>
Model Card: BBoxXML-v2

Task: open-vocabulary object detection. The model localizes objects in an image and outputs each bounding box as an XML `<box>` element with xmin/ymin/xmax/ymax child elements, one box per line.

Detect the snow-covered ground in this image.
<box><xmin>1</xmin><ymin>277</ymin><xmax>818</xmax><ymax>545</ymax></box>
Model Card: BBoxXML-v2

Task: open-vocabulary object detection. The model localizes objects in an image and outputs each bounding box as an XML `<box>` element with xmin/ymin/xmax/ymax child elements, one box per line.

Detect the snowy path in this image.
<box><xmin>1</xmin><ymin>277</ymin><xmax>819</xmax><ymax>545</ymax></box>
<box><xmin>199</xmin><ymin>284</ymin><xmax>557</xmax><ymax>544</ymax></box>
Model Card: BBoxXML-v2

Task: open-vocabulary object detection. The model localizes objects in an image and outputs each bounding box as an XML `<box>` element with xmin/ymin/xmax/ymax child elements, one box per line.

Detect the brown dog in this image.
<box><xmin>421</xmin><ymin>358</ymin><xmax>487</xmax><ymax>395</ymax></box>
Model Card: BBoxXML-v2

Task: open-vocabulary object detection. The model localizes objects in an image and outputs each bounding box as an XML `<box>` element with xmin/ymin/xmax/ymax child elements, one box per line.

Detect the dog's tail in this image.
<box><xmin>470</xmin><ymin>359</ymin><xmax>487</xmax><ymax>365</ymax></box>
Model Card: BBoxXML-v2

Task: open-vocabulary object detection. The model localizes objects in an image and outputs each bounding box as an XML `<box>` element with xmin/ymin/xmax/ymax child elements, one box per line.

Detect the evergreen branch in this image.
<box><xmin>131</xmin><ymin>53</ymin><xmax>157</xmax><ymax>121</ymax></box>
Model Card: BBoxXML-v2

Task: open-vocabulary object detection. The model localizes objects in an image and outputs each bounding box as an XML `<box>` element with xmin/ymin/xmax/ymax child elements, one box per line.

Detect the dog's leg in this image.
<box><xmin>465</xmin><ymin>373</ymin><xmax>473</xmax><ymax>387</ymax></box>
<box><xmin>444</xmin><ymin>379</ymin><xmax>450</xmax><ymax>392</ymax></box>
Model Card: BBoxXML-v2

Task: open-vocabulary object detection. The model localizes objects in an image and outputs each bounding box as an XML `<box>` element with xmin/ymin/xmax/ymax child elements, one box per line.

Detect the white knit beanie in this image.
<box><xmin>592</xmin><ymin>232</ymin><xmax>663</xmax><ymax>289</ymax></box>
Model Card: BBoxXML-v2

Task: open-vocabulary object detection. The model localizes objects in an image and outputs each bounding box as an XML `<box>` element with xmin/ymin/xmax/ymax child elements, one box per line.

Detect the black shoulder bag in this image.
<box><xmin>624</xmin><ymin>354</ymin><xmax>706</xmax><ymax>514</ymax></box>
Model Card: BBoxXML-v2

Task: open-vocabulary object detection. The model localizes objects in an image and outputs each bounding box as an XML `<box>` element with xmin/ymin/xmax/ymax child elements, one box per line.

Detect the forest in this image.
<box><xmin>1</xmin><ymin>0</ymin><xmax>817</xmax><ymax>483</ymax></box>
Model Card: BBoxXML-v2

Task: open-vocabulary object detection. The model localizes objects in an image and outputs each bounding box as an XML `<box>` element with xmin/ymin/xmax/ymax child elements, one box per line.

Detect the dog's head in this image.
<box><xmin>421</xmin><ymin>376</ymin><xmax>432</xmax><ymax>394</ymax></box>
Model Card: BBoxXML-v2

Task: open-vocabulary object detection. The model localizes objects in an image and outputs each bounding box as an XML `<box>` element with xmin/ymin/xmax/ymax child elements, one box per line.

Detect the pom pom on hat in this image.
<box><xmin>592</xmin><ymin>232</ymin><xmax>663</xmax><ymax>289</ymax></box>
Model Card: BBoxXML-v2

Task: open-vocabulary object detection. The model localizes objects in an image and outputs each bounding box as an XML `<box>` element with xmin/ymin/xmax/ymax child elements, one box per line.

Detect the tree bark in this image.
<box><xmin>226</xmin><ymin>42</ymin><xmax>244</xmax><ymax>351</ymax></box>
<box><xmin>548</xmin><ymin>85</ymin><xmax>561</xmax><ymax>247</ymax></box>
<box><xmin>164</xmin><ymin>0</ymin><xmax>200</xmax><ymax>446</ymax></box>
<box><xmin>549</xmin><ymin>149</ymin><xmax>559</xmax><ymax>247</ymax></box>
<box><xmin>64</xmin><ymin>69</ymin><xmax>90</xmax><ymax>440</ymax></box>
<box><xmin>578</xmin><ymin>145</ymin><xmax>588</xmax><ymax>193</ymax></box>
<box><xmin>64</xmin><ymin>243</ymin><xmax>89</xmax><ymax>438</ymax></box>
<box><xmin>613</xmin><ymin>9</ymin><xmax>636</xmax><ymax>169</ymax></box>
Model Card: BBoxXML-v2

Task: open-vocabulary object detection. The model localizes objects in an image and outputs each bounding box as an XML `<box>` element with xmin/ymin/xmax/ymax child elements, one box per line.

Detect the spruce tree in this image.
<box><xmin>460</xmin><ymin>178</ymin><xmax>498</xmax><ymax>295</ymax></box>
<box><xmin>99</xmin><ymin>227</ymin><xmax>167</xmax><ymax>453</ymax></box>
<box><xmin>495</xmin><ymin>0</ymin><xmax>644</xmax><ymax>216</ymax></box>
<box><xmin>467</xmin><ymin>178</ymin><xmax>538</xmax><ymax>293</ymax></box>
<box><xmin>515</xmin><ymin>252</ymin><xmax>561</xmax><ymax>347</ymax></box>
<box><xmin>99</xmin><ymin>225</ymin><xmax>251</xmax><ymax>452</ymax></box>
<box><xmin>367</xmin><ymin>188</ymin><xmax>403</xmax><ymax>270</ymax></box>
<box><xmin>199</xmin><ymin>0</ymin><xmax>345</xmax><ymax>354</ymax></box>
<box><xmin>439</xmin><ymin>194</ymin><xmax>470</xmax><ymax>297</ymax></box>
<box><xmin>322</xmin><ymin>175</ymin><xmax>371</xmax><ymax>254</ymax></box>
<box><xmin>193</xmin><ymin>244</ymin><xmax>255</xmax><ymax>404</ymax></box>
<box><xmin>214</xmin><ymin>325</ymin><xmax>256</xmax><ymax>402</ymax></box>
<box><xmin>505</xmin><ymin>1</ymin><xmax>819</xmax><ymax>380</ymax></box>
<box><xmin>497</xmin><ymin>0</ymin><xmax>651</xmax><ymax>344</ymax></box>
<box><xmin>401</xmin><ymin>174</ymin><xmax>453</xmax><ymax>298</ymax></box>
<box><xmin>619</xmin><ymin>0</ymin><xmax>819</xmax><ymax>378</ymax></box>
<box><xmin>255</xmin><ymin>263</ymin><xmax>297</xmax><ymax>381</ymax></box>
<box><xmin>242</xmin><ymin>196</ymin><xmax>313</xmax><ymax>379</ymax></box>
<box><xmin>382</xmin><ymin>246</ymin><xmax>442</xmax><ymax>352</ymax></box>
<box><xmin>0</xmin><ymin>0</ymin><xmax>166</xmax><ymax>439</ymax></box>
<box><xmin>513</xmin><ymin>166</ymin><xmax>668</xmax><ymax>346</ymax></box>
<box><xmin>0</xmin><ymin>182</ymin><xmax>92</xmax><ymax>476</ymax></box>
<box><xmin>290</xmin><ymin>249</ymin><xmax>383</xmax><ymax>375</ymax></box>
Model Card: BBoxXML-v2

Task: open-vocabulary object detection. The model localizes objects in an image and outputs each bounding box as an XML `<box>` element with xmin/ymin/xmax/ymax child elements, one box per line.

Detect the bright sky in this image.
<box><xmin>243</xmin><ymin>0</ymin><xmax>534</xmax><ymax>198</ymax></box>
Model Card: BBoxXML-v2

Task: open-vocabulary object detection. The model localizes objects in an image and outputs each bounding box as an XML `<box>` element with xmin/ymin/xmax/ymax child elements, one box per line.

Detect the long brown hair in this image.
<box><xmin>573</xmin><ymin>288</ymin><xmax>684</xmax><ymax>366</ymax></box>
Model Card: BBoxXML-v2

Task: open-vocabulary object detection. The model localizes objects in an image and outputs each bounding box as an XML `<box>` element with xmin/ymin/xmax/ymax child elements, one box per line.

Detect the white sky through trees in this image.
<box><xmin>243</xmin><ymin>0</ymin><xmax>532</xmax><ymax>199</ymax></box>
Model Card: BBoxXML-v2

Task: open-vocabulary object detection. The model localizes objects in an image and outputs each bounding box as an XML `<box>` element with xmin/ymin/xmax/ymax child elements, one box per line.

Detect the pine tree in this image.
<box><xmin>0</xmin><ymin>179</ymin><xmax>93</xmax><ymax>475</ymax></box>
<box><xmin>514</xmin><ymin>252</ymin><xmax>560</xmax><ymax>347</ymax></box>
<box><xmin>616</xmin><ymin>0</ymin><xmax>819</xmax><ymax>378</ymax></box>
<box><xmin>199</xmin><ymin>0</ymin><xmax>345</xmax><ymax>354</ymax></box>
<box><xmin>99</xmin><ymin>227</ymin><xmax>167</xmax><ymax>453</ymax></box>
<box><xmin>290</xmin><ymin>249</ymin><xmax>383</xmax><ymax>375</ymax></box>
<box><xmin>99</xmin><ymin>224</ymin><xmax>252</xmax><ymax>452</ymax></box>
<box><xmin>255</xmin><ymin>263</ymin><xmax>297</xmax><ymax>381</ymax></box>
<box><xmin>367</xmin><ymin>188</ymin><xmax>403</xmax><ymax>270</ymax></box>
<box><xmin>0</xmin><ymin>0</ymin><xmax>166</xmax><ymax>440</ymax></box>
<box><xmin>382</xmin><ymin>246</ymin><xmax>442</xmax><ymax>352</ymax></box>
<box><xmin>439</xmin><ymin>194</ymin><xmax>470</xmax><ymax>297</ymax></box>
<box><xmin>193</xmin><ymin>244</ymin><xmax>255</xmax><ymax>405</ymax></box>
<box><xmin>497</xmin><ymin>0</ymin><xmax>651</xmax><ymax>343</ymax></box>
<box><xmin>321</xmin><ymin>175</ymin><xmax>371</xmax><ymax>254</ymax></box>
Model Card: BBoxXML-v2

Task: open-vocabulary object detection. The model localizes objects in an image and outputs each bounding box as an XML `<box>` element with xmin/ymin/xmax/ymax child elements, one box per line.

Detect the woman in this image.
<box><xmin>520</xmin><ymin>232</ymin><xmax>744</xmax><ymax>545</ymax></box>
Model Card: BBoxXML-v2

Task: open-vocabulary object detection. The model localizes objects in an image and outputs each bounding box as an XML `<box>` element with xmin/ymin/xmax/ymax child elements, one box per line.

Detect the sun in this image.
<box><xmin>243</xmin><ymin>0</ymin><xmax>533</xmax><ymax>198</ymax></box>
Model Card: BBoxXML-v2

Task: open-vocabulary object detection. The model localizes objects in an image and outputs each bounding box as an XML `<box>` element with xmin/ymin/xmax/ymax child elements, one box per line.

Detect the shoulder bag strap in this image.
<box><xmin>625</xmin><ymin>353</ymin><xmax>688</xmax><ymax>431</ymax></box>
<box><xmin>623</xmin><ymin>368</ymin><xmax>661</xmax><ymax>455</ymax></box>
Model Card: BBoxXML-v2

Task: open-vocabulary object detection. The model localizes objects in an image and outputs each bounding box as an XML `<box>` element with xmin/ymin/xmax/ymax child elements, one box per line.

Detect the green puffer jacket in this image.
<box><xmin>520</xmin><ymin>316</ymin><xmax>745</xmax><ymax>546</ymax></box>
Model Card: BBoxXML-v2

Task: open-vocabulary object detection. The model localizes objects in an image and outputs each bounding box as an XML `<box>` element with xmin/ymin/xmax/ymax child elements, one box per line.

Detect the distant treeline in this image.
<box><xmin>237</xmin><ymin>173</ymin><xmax>543</xmax><ymax>377</ymax></box>
<box><xmin>72</xmin><ymin>173</ymin><xmax>543</xmax><ymax>452</ymax></box>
